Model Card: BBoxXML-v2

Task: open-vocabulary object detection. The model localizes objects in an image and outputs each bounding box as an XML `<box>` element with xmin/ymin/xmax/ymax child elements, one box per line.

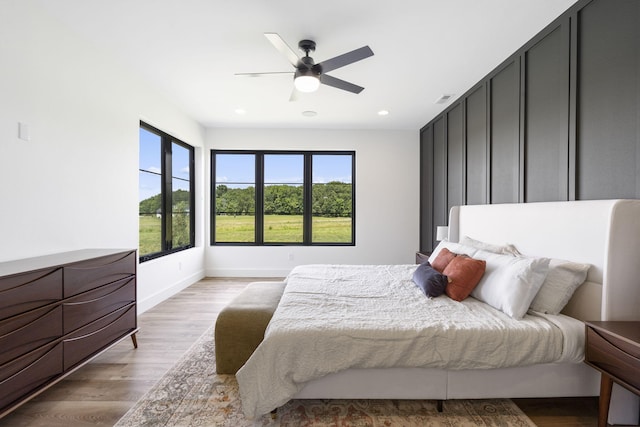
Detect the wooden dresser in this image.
<box><xmin>0</xmin><ymin>249</ymin><xmax>138</xmax><ymax>418</ymax></box>
<box><xmin>584</xmin><ymin>321</ymin><xmax>640</xmax><ymax>427</ymax></box>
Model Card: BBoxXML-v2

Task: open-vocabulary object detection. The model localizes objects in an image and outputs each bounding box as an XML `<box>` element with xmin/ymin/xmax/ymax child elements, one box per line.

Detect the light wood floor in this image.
<box><xmin>0</xmin><ymin>277</ymin><xmax>598</xmax><ymax>427</ymax></box>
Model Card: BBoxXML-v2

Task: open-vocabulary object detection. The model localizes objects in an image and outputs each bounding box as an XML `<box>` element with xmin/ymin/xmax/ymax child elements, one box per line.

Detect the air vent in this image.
<box><xmin>435</xmin><ymin>94</ymin><xmax>454</xmax><ymax>104</ymax></box>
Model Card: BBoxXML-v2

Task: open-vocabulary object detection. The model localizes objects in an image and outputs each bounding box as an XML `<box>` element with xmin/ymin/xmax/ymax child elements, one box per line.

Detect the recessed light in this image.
<box><xmin>235</xmin><ymin>108</ymin><xmax>246</xmax><ymax>115</ymax></box>
<box><xmin>302</xmin><ymin>110</ymin><xmax>317</xmax><ymax>117</ymax></box>
<box><xmin>378</xmin><ymin>110</ymin><xmax>389</xmax><ymax>116</ymax></box>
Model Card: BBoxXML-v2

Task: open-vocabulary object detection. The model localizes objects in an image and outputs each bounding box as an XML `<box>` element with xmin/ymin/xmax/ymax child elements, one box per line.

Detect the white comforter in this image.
<box><xmin>236</xmin><ymin>264</ymin><xmax>583</xmax><ymax>418</ymax></box>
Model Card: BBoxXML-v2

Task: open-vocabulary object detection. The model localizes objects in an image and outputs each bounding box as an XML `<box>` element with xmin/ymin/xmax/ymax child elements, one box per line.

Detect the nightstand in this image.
<box><xmin>415</xmin><ymin>251</ymin><xmax>431</xmax><ymax>264</ymax></box>
<box><xmin>584</xmin><ymin>321</ymin><xmax>640</xmax><ymax>427</ymax></box>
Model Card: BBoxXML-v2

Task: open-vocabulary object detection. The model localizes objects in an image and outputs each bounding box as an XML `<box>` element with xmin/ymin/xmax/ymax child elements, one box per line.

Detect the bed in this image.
<box><xmin>236</xmin><ymin>199</ymin><xmax>640</xmax><ymax>423</ymax></box>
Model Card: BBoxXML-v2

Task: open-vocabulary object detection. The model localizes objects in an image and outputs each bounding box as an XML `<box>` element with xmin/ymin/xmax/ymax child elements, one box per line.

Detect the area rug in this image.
<box><xmin>114</xmin><ymin>326</ymin><xmax>537</xmax><ymax>427</ymax></box>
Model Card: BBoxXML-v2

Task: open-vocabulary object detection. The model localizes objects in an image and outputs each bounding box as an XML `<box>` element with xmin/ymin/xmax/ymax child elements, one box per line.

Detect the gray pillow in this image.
<box><xmin>413</xmin><ymin>262</ymin><xmax>448</xmax><ymax>298</ymax></box>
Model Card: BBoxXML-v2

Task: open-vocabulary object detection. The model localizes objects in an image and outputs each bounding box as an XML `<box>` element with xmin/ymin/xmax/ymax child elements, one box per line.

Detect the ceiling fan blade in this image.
<box><xmin>289</xmin><ymin>87</ymin><xmax>300</xmax><ymax>102</ymax></box>
<box><xmin>234</xmin><ymin>71</ymin><xmax>293</xmax><ymax>77</ymax></box>
<box><xmin>320</xmin><ymin>74</ymin><xmax>365</xmax><ymax>94</ymax></box>
<box><xmin>316</xmin><ymin>46</ymin><xmax>373</xmax><ymax>74</ymax></box>
<box><xmin>264</xmin><ymin>33</ymin><xmax>301</xmax><ymax>68</ymax></box>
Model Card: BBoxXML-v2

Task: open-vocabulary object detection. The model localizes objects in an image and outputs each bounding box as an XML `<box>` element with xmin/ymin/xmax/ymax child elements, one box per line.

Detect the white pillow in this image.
<box><xmin>428</xmin><ymin>240</ymin><xmax>477</xmax><ymax>265</ymax></box>
<box><xmin>471</xmin><ymin>250</ymin><xmax>550</xmax><ymax>319</ymax></box>
<box><xmin>460</xmin><ymin>236</ymin><xmax>521</xmax><ymax>256</ymax></box>
<box><xmin>529</xmin><ymin>259</ymin><xmax>590</xmax><ymax>315</ymax></box>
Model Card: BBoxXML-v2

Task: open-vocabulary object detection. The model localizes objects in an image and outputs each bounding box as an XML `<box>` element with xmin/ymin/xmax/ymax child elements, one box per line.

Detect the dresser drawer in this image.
<box><xmin>63</xmin><ymin>276</ymin><xmax>135</xmax><ymax>334</ymax></box>
<box><xmin>0</xmin><ymin>268</ymin><xmax>62</xmax><ymax>321</ymax></box>
<box><xmin>63</xmin><ymin>304</ymin><xmax>136</xmax><ymax>370</ymax></box>
<box><xmin>0</xmin><ymin>305</ymin><xmax>62</xmax><ymax>366</ymax></box>
<box><xmin>586</xmin><ymin>327</ymin><xmax>640</xmax><ymax>393</ymax></box>
<box><xmin>0</xmin><ymin>342</ymin><xmax>63</xmax><ymax>411</ymax></box>
<box><xmin>64</xmin><ymin>251</ymin><xmax>135</xmax><ymax>297</ymax></box>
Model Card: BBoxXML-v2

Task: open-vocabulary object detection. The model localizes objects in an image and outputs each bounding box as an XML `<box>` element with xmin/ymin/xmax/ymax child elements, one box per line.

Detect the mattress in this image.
<box><xmin>236</xmin><ymin>264</ymin><xmax>584</xmax><ymax>418</ymax></box>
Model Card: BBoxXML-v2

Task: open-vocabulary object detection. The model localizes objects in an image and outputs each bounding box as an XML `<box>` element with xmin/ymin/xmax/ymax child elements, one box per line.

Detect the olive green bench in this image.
<box><xmin>214</xmin><ymin>281</ymin><xmax>286</xmax><ymax>374</ymax></box>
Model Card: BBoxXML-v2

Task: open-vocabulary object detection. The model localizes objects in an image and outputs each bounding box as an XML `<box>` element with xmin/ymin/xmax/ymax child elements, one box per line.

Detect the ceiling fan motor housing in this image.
<box><xmin>294</xmin><ymin>67</ymin><xmax>320</xmax><ymax>79</ymax></box>
<box><xmin>298</xmin><ymin>56</ymin><xmax>322</xmax><ymax>74</ymax></box>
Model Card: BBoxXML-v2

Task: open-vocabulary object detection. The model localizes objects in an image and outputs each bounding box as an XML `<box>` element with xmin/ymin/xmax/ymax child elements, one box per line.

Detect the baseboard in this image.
<box><xmin>205</xmin><ymin>267</ymin><xmax>290</xmax><ymax>278</ymax></box>
<box><xmin>137</xmin><ymin>269</ymin><xmax>206</xmax><ymax>314</ymax></box>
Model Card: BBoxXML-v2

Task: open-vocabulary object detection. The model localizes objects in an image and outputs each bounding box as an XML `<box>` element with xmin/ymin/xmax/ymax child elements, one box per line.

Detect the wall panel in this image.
<box><xmin>576</xmin><ymin>0</ymin><xmax>640</xmax><ymax>200</ymax></box>
<box><xmin>419</xmin><ymin>126</ymin><xmax>434</xmax><ymax>252</ymax></box>
<box><xmin>490</xmin><ymin>60</ymin><xmax>521</xmax><ymax>204</ymax></box>
<box><xmin>524</xmin><ymin>23</ymin><xmax>570</xmax><ymax>202</ymax></box>
<box><xmin>447</xmin><ymin>103</ymin><xmax>464</xmax><ymax>211</ymax></box>
<box><xmin>465</xmin><ymin>85</ymin><xmax>488</xmax><ymax>205</ymax></box>
<box><xmin>432</xmin><ymin>117</ymin><xmax>447</xmax><ymax>249</ymax></box>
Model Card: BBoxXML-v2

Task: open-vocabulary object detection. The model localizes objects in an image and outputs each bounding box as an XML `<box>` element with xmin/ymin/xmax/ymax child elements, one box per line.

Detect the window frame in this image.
<box><xmin>139</xmin><ymin>121</ymin><xmax>195</xmax><ymax>262</ymax></box>
<box><xmin>211</xmin><ymin>149</ymin><xmax>355</xmax><ymax>246</ymax></box>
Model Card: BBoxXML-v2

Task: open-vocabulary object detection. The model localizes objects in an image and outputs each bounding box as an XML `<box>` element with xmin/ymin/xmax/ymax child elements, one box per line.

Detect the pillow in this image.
<box><xmin>443</xmin><ymin>256</ymin><xmax>486</xmax><ymax>302</ymax></box>
<box><xmin>428</xmin><ymin>240</ymin><xmax>477</xmax><ymax>265</ymax></box>
<box><xmin>471</xmin><ymin>250</ymin><xmax>550</xmax><ymax>319</ymax></box>
<box><xmin>460</xmin><ymin>236</ymin><xmax>521</xmax><ymax>256</ymax></box>
<box><xmin>412</xmin><ymin>262</ymin><xmax>448</xmax><ymax>298</ymax></box>
<box><xmin>431</xmin><ymin>247</ymin><xmax>457</xmax><ymax>273</ymax></box>
<box><xmin>529</xmin><ymin>259</ymin><xmax>590</xmax><ymax>314</ymax></box>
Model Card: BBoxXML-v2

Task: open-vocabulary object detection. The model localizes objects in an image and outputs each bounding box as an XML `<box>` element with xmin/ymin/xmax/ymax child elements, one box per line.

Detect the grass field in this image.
<box><xmin>140</xmin><ymin>215</ymin><xmax>352</xmax><ymax>255</ymax></box>
<box><xmin>139</xmin><ymin>215</ymin><xmax>190</xmax><ymax>255</ymax></box>
<box><xmin>215</xmin><ymin>215</ymin><xmax>352</xmax><ymax>243</ymax></box>
<box><xmin>139</xmin><ymin>215</ymin><xmax>161</xmax><ymax>255</ymax></box>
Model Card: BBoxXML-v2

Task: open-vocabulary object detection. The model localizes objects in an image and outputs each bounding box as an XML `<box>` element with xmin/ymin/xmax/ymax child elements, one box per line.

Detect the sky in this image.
<box><xmin>139</xmin><ymin>126</ymin><xmax>353</xmax><ymax>203</ymax></box>
<box><xmin>139</xmin><ymin>127</ymin><xmax>191</xmax><ymax>202</ymax></box>
<box><xmin>214</xmin><ymin>153</ymin><xmax>353</xmax><ymax>187</ymax></box>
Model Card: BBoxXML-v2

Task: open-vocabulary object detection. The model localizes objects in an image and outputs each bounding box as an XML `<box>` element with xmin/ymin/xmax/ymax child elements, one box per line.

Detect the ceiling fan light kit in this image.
<box><xmin>236</xmin><ymin>33</ymin><xmax>374</xmax><ymax>99</ymax></box>
<box><xmin>294</xmin><ymin>72</ymin><xmax>320</xmax><ymax>92</ymax></box>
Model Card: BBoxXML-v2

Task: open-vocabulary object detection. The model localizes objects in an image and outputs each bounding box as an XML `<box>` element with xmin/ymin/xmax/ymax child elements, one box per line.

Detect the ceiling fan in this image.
<box><xmin>236</xmin><ymin>33</ymin><xmax>374</xmax><ymax>100</ymax></box>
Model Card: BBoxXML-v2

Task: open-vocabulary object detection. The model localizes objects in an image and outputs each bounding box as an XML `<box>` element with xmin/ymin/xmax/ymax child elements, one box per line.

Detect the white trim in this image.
<box><xmin>137</xmin><ymin>269</ymin><xmax>205</xmax><ymax>314</ymax></box>
<box><xmin>205</xmin><ymin>268</ymin><xmax>289</xmax><ymax>278</ymax></box>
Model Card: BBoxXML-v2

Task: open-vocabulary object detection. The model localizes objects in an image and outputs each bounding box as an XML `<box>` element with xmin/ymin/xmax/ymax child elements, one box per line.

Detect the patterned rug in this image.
<box><xmin>115</xmin><ymin>326</ymin><xmax>537</xmax><ymax>427</ymax></box>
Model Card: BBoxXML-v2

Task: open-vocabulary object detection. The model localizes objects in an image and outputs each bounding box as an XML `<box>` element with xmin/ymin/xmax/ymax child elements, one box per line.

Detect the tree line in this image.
<box><xmin>215</xmin><ymin>182</ymin><xmax>352</xmax><ymax>217</ymax></box>
<box><xmin>139</xmin><ymin>189</ymin><xmax>191</xmax><ymax>250</ymax></box>
<box><xmin>139</xmin><ymin>189</ymin><xmax>191</xmax><ymax>215</ymax></box>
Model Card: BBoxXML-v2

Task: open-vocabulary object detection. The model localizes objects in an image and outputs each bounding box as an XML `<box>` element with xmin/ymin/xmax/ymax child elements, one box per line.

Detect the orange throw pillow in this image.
<box><xmin>431</xmin><ymin>247</ymin><xmax>457</xmax><ymax>273</ymax></box>
<box><xmin>443</xmin><ymin>256</ymin><xmax>486</xmax><ymax>301</ymax></box>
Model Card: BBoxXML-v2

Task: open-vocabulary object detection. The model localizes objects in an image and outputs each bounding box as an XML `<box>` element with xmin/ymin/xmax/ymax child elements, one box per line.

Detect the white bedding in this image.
<box><xmin>236</xmin><ymin>264</ymin><xmax>584</xmax><ymax>418</ymax></box>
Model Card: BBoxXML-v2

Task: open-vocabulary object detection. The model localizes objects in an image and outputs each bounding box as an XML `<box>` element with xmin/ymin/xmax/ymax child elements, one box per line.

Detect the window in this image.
<box><xmin>264</xmin><ymin>154</ymin><xmax>304</xmax><ymax>243</ymax></box>
<box><xmin>212</xmin><ymin>150</ymin><xmax>354</xmax><ymax>245</ymax></box>
<box><xmin>139</xmin><ymin>122</ymin><xmax>195</xmax><ymax>261</ymax></box>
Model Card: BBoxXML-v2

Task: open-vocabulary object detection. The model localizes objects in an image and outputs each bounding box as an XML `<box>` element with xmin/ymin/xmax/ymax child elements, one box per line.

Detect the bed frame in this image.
<box><xmin>292</xmin><ymin>199</ymin><xmax>640</xmax><ymax>424</ymax></box>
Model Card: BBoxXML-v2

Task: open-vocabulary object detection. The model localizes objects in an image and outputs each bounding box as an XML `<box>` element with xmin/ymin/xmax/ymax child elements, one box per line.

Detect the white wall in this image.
<box><xmin>0</xmin><ymin>3</ymin><xmax>420</xmax><ymax>313</ymax></box>
<box><xmin>205</xmin><ymin>128</ymin><xmax>420</xmax><ymax>277</ymax></box>
<box><xmin>0</xmin><ymin>3</ymin><xmax>206</xmax><ymax>313</ymax></box>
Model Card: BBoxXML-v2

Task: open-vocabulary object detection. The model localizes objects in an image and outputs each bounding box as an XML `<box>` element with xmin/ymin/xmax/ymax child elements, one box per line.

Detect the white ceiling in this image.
<box><xmin>34</xmin><ymin>0</ymin><xmax>578</xmax><ymax>130</ymax></box>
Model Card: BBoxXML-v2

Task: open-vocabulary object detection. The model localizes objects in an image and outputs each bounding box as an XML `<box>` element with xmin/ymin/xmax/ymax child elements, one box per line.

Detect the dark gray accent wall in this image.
<box><xmin>576</xmin><ymin>0</ymin><xmax>640</xmax><ymax>200</ymax></box>
<box><xmin>419</xmin><ymin>0</ymin><xmax>640</xmax><ymax>252</ymax></box>
<box><xmin>465</xmin><ymin>85</ymin><xmax>488</xmax><ymax>206</ymax></box>
<box><xmin>419</xmin><ymin>126</ymin><xmax>433</xmax><ymax>250</ymax></box>
<box><xmin>489</xmin><ymin>59</ymin><xmax>521</xmax><ymax>204</ymax></box>
<box><xmin>524</xmin><ymin>22</ymin><xmax>570</xmax><ymax>203</ymax></box>
<box><xmin>447</xmin><ymin>103</ymin><xmax>464</xmax><ymax>212</ymax></box>
<box><xmin>432</xmin><ymin>117</ymin><xmax>447</xmax><ymax>249</ymax></box>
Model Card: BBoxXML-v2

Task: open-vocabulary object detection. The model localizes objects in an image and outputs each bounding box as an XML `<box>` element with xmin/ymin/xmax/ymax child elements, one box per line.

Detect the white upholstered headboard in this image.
<box><xmin>447</xmin><ymin>200</ymin><xmax>640</xmax><ymax>322</ymax></box>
